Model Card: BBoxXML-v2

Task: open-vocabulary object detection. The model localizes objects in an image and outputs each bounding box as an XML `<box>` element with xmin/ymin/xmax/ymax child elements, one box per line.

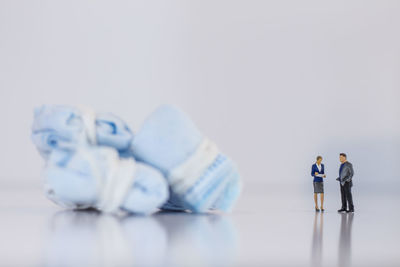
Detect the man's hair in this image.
<box><xmin>316</xmin><ymin>155</ymin><xmax>322</xmax><ymax>161</ymax></box>
<box><xmin>340</xmin><ymin>153</ymin><xmax>347</xmax><ymax>158</ymax></box>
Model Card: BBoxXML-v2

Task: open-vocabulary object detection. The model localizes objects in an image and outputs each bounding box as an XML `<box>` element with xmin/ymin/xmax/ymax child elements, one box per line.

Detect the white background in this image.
<box><xmin>1</xmin><ymin>0</ymin><xmax>399</xmax><ymax>195</ymax></box>
<box><xmin>1</xmin><ymin>2</ymin><xmax>400</xmax><ymax>266</ymax></box>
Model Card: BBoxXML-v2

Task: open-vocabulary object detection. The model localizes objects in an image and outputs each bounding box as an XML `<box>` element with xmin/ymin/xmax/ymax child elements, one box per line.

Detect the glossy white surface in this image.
<box><xmin>1</xmin><ymin>184</ymin><xmax>399</xmax><ymax>267</ymax></box>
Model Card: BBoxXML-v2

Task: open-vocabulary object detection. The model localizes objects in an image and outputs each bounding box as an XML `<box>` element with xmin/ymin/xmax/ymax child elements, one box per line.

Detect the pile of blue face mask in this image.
<box><xmin>31</xmin><ymin>104</ymin><xmax>242</xmax><ymax>215</ymax></box>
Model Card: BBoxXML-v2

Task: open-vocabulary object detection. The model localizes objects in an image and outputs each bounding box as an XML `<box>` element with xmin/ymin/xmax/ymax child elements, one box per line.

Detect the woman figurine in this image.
<box><xmin>311</xmin><ymin>156</ymin><xmax>326</xmax><ymax>211</ymax></box>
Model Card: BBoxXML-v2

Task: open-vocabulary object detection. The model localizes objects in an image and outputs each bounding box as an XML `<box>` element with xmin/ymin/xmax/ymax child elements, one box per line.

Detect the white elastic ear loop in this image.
<box><xmin>97</xmin><ymin>157</ymin><xmax>137</xmax><ymax>213</ymax></box>
<box><xmin>80</xmin><ymin>147</ymin><xmax>136</xmax><ymax>213</ymax></box>
<box><xmin>167</xmin><ymin>138</ymin><xmax>219</xmax><ymax>195</ymax></box>
<box><xmin>76</xmin><ymin>105</ymin><xmax>97</xmax><ymax>145</ymax></box>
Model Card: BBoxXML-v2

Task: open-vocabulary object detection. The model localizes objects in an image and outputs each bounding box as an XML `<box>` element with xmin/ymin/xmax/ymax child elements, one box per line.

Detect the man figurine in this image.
<box><xmin>337</xmin><ymin>153</ymin><xmax>354</xmax><ymax>213</ymax></box>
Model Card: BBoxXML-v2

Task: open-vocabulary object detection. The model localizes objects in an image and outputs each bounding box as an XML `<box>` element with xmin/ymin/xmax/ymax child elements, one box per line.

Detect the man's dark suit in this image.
<box><xmin>337</xmin><ymin>161</ymin><xmax>354</xmax><ymax>210</ymax></box>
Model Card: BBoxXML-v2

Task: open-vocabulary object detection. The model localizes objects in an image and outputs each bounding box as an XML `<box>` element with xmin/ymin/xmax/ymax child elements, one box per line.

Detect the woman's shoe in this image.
<box><xmin>315</xmin><ymin>208</ymin><xmax>320</xmax><ymax>212</ymax></box>
<box><xmin>321</xmin><ymin>208</ymin><xmax>325</xmax><ymax>212</ymax></box>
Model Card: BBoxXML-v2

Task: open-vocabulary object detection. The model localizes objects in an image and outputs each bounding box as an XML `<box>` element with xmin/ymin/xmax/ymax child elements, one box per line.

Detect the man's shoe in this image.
<box><xmin>337</xmin><ymin>208</ymin><xmax>347</xmax><ymax>213</ymax></box>
<box><xmin>346</xmin><ymin>209</ymin><xmax>354</xmax><ymax>213</ymax></box>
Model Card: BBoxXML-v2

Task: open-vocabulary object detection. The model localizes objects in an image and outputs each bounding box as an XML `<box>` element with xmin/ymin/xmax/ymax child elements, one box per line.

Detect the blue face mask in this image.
<box><xmin>131</xmin><ymin>104</ymin><xmax>242</xmax><ymax>213</ymax></box>
<box><xmin>31</xmin><ymin>105</ymin><xmax>135</xmax><ymax>159</ymax></box>
<box><xmin>32</xmin><ymin>104</ymin><xmax>242</xmax><ymax>214</ymax></box>
<box><xmin>32</xmin><ymin>105</ymin><xmax>168</xmax><ymax>215</ymax></box>
<box><xmin>43</xmin><ymin>146</ymin><xmax>168</xmax><ymax>215</ymax></box>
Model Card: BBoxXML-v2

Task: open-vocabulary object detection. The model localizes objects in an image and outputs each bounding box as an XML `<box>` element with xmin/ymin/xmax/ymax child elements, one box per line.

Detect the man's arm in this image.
<box><xmin>349</xmin><ymin>164</ymin><xmax>354</xmax><ymax>179</ymax></box>
<box><xmin>336</xmin><ymin>165</ymin><xmax>341</xmax><ymax>181</ymax></box>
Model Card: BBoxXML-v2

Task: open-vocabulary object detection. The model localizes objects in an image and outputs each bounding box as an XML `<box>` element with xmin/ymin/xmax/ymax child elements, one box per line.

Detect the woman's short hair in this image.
<box><xmin>316</xmin><ymin>155</ymin><xmax>322</xmax><ymax>161</ymax></box>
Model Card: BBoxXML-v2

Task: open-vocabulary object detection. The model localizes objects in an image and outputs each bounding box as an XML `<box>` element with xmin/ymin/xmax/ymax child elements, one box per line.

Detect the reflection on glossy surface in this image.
<box><xmin>44</xmin><ymin>210</ymin><xmax>136</xmax><ymax>267</ymax></box>
<box><xmin>310</xmin><ymin>211</ymin><xmax>355</xmax><ymax>267</ymax></box>
<box><xmin>338</xmin><ymin>213</ymin><xmax>354</xmax><ymax>267</ymax></box>
<box><xmin>1</xmin><ymin>186</ymin><xmax>399</xmax><ymax>266</ymax></box>
<box><xmin>155</xmin><ymin>212</ymin><xmax>238</xmax><ymax>267</ymax></box>
<box><xmin>43</xmin><ymin>210</ymin><xmax>237</xmax><ymax>267</ymax></box>
<box><xmin>311</xmin><ymin>212</ymin><xmax>323</xmax><ymax>267</ymax></box>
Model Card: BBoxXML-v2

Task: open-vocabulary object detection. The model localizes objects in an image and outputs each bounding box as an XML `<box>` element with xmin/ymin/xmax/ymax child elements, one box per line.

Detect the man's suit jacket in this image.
<box><xmin>337</xmin><ymin>161</ymin><xmax>354</xmax><ymax>185</ymax></box>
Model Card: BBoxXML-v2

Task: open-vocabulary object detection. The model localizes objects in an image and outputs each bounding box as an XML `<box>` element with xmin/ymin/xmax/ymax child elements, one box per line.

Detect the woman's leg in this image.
<box><xmin>314</xmin><ymin>193</ymin><xmax>318</xmax><ymax>209</ymax></box>
<box><xmin>320</xmin><ymin>193</ymin><xmax>324</xmax><ymax>210</ymax></box>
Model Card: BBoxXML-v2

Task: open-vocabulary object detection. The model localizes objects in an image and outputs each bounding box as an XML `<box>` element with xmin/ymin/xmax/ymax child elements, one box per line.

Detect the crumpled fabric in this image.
<box><xmin>32</xmin><ymin>105</ymin><xmax>168</xmax><ymax>214</ymax></box>
<box><xmin>132</xmin><ymin>105</ymin><xmax>242</xmax><ymax>213</ymax></box>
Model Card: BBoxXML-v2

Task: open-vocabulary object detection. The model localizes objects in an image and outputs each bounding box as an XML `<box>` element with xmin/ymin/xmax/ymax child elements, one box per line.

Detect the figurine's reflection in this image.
<box><xmin>44</xmin><ymin>210</ymin><xmax>237</xmax><ymax>267</ymax></box>
<box><xmin>338</xmin><ymin>213</ymin><xmax>354</xmax><ymax>267</ymax></box>
<box><xmin>311</xmin><ymin>211</ymin><xmax>324</xmax><ymax>267</ymax></box>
